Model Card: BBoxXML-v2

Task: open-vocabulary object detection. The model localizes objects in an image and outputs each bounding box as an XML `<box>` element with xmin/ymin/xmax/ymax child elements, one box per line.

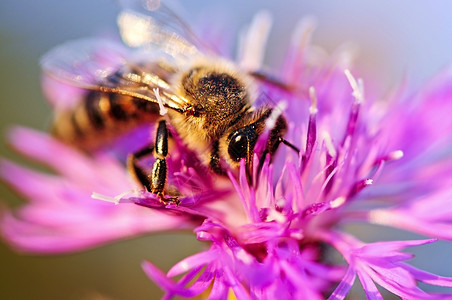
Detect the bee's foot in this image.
<box><xmin>157</xmin><ymin>193</ymin><xmax>180</xmax><ymax>206</ymax></box>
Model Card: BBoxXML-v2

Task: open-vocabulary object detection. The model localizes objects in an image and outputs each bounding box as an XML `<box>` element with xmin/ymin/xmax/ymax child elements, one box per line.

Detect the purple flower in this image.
<box><xmin>0</xmin><ymin>127</ymin><xmax>196</xmax><ymax>253</ymax></box>
<box><xmin>3</xmin><ymin>8</ymin><xmax>452</xmax><ymax>299</ymax></box>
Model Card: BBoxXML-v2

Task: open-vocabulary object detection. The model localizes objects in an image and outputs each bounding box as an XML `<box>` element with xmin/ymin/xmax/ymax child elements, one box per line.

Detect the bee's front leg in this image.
<box><xmin>127</xmin><ymin>145</ymin><xmax>153</xmax><ymax>190</ymax></box>
<box><xmin>127</xmin><ymin>119</ymin><xmax>178</xmax><ymax>204</ymax></box>
<box><xmin>208</xmin><ymin>141</ymin><xmax>227</xmax><ymax>176</ymax></box>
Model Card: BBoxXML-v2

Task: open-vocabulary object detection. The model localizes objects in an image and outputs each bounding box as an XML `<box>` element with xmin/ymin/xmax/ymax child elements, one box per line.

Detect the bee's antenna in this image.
<box><xmin>280</xmin><ymin>137</ymin><xmax>300</xmax><ymax>154</ymax></box>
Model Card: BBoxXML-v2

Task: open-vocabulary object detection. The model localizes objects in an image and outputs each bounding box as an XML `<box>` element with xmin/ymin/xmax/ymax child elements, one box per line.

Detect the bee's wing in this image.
<box><xmin>41</xmin><ymin>38</ymin><xmax>189</xmax><ymax>112</ymax></box>
<box><xmin>40</xmin><ymin>38</ymin><xmax>132</xmax><ymax>89</ymax></box>
<box><xmin>40</xmin><ymin>38</ymin><xmax>130</xmax><ymax>108</ymax></box>
<box><xmin>117</xmin><ymin>0</ymin><xmax>215</xmax><ymax>59</ymax></box>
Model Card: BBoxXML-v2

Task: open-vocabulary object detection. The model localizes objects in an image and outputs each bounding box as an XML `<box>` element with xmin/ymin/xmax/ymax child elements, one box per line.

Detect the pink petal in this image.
<box><xmin>356</xmin><ymin>270</ymin><xmax>384</xmax><ymax>300</ymax></box>
<box><xmin>367</xmin><ymin>209</ymin><xmax>452</xmax><ymax>240</ymax></box>
<box><xmin>328</xmin><ymin>267</ymin><xmax>356</xmax><ymax>300</ymax></box>
<box><xmin>223</xmin><ymin>266</ymin><xmax>250</xmax><ymax>300</ymax></box>
<box><xmin>403</xmin><ymin>264</ymin><xmax>452</xmax><ymax>288</ymax></box>
<box><xmin>1</xmin><ymin>204</ymin><xmax>190</xmax><ymax>253</ymax></box>
<box><xmin>142</xmin><ymin>261</ymin><xmax>195</xmax><ymax>297</ymax></box>
<box><xmin>6</xmin><ymin>127</ymin><xmax>130</xmax><ymax>193</ymax></box>
<box><xmin>209</xmin><ymin>277</ymin><xmax>228</xmax><ymax>299</ymax></box>
<box><xmin>358</xmin><ymin>239</ymin><xmax>437</xmax><ymax>256</ymax></box>
<box><xmin>167</xmin><ymin>248</ymin><xmax>219</xmax><ymax>277</ymax></box>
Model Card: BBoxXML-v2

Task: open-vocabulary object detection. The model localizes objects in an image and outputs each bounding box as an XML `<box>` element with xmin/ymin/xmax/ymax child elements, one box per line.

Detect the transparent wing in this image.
<box><xmin>117</xmin><ymin>0</ymin><xmax>215</xmax><ymax>58</ymax></box>
<box><xmin>41</xmin><ymin>38</ymin><xmax>132</xmax><ymax>89</ymax></box>
<box><xmin>41</xmin><ymin>38</ymin><xmax>188</xmax><ymax>112</ymax></box>
<box><xmin>41</xmin><ymin>38</ymin><xmax>130</xmax><ymax>89</ymax></box>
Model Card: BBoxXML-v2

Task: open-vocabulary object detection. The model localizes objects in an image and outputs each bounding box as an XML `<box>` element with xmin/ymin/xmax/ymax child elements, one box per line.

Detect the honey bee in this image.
<box><xmin>41</xmin><ymin>8</ymin><xmax>298</xmax><ymax>202</ymax></box>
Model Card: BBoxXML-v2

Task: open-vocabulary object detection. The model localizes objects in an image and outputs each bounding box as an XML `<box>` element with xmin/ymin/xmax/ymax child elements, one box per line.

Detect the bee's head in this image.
<box><xmin>221</xmin><ymin>106</ymin><xmax>293</xmax><ymax>173</ymax></box>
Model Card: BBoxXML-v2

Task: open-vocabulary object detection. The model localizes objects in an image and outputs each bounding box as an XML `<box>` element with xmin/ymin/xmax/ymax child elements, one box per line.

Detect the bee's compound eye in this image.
<box><xmin>228</xmin><ymin>133</ymin><xmax>249</xmax><ymax>162</ymax></box>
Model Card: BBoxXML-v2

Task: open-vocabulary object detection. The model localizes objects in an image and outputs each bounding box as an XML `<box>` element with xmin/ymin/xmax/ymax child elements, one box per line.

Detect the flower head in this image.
<box><xmin>2</xmin><ymin>6</ymin><xmax>452</xmax><ymax>299</ymax></box>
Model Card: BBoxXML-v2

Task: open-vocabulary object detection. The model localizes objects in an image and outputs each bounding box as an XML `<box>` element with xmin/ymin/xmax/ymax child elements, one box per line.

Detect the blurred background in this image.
<box><xmin>1</xmin><ymin>0</ymin><xmax>452</xmax><ymax>299</ymax></box>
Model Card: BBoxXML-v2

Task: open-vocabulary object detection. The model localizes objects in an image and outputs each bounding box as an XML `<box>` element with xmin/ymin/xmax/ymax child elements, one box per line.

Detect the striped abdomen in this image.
<box><xmin>52</xmin><ymin>91</ymin><xmax>160</xmax><ymax>150</ymax></box>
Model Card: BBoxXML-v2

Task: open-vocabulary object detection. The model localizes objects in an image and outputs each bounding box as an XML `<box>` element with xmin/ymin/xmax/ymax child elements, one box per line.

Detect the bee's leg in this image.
<box><xmin>127</xmin><ymin>145</ymin><xmax>155</xmax><ymax>192</ymax></box>
<box><xmin>127</xmin><ymin>120</ymin><xmax>178</xmax><ymax>204</ymax></box>
<box><xmin>209</xmin><ymin>141</ymin><xmax>226</xmax><ymax>176</ymax></box>
<box><xmin>150</xmin><ymin>119</ymin><xmax>169</xmax><ymax>201</ymax></box>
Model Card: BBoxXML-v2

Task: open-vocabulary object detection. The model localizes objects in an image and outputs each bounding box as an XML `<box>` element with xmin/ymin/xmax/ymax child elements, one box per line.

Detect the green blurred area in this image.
<box><xmin>0</xmin><ymin>233</ymin><xmax>203</xmax><ymax>299</ymax></box>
